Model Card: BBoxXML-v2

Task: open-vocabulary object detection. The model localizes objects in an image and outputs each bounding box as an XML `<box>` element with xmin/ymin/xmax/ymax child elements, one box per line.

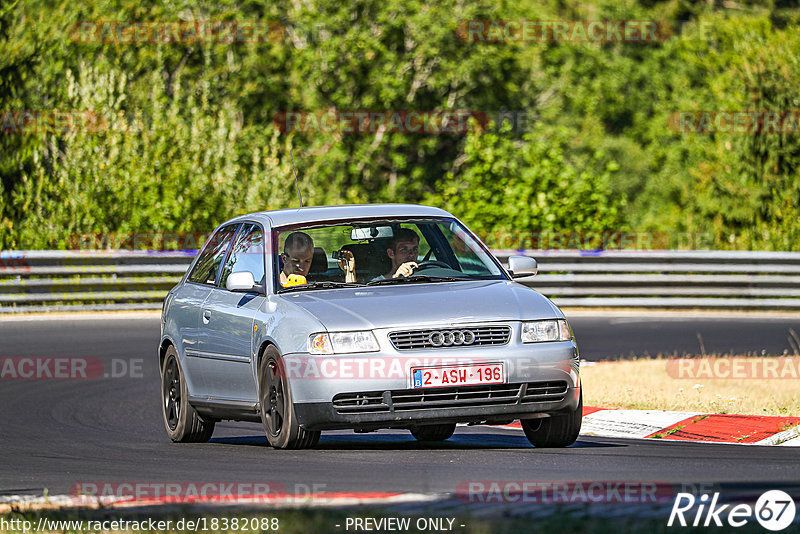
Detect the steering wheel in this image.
<box><xmin>414</xmin><ymin>260</ymin><xmax>452</xmax><ymax>271</ymax></box>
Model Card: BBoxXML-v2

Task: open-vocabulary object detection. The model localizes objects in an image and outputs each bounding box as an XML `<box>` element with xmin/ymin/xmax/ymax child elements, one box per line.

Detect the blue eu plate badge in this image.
<box><xmin>413</xmin><ymin>369</ymin><xmax>422</xmax><ymax>388</ymax></box>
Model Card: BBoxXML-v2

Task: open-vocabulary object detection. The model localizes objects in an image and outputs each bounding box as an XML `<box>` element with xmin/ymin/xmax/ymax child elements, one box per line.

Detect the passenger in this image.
<box><xmin>280</xmin><ymin>231</ymin><xmax>314</xmax><ymax>286</ymax></box>
<box><xmin>338</xmin><ymin>249</ymin><xmax>357</xmax><ymax>283</ymax></box>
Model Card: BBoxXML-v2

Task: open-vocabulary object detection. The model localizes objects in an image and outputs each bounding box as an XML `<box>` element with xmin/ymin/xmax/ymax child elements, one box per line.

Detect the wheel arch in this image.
<box><xmin>159</xmin><ymin>337</ymin><xmax>176</xmax><ymax>372</ymax></box>
<box><xmin>256</xmin><ymin>339</ymin><xmax>279</xmax><ymax>377</ymax></box>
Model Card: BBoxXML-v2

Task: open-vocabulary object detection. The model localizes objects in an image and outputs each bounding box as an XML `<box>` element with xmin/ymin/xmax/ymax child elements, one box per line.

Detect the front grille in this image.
<box><xmin>388</xmin><ymin>325</ymin><xmax>511</xmax><ymax>350</ymax></box>
<box><xmin>391</xmin><ymin>383</ymin><xmax>522</xmax><ymax>411</ymax></box>
<box><xmin>332</xmin><ymin>380</ymin><xmax>568</xmax><ymax>415</ymax></box>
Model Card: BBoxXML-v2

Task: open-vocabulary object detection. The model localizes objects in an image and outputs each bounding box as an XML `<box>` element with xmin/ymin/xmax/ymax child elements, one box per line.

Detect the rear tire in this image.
<box><xmin>521</xmin><ymin>390</ymin><xmax>582</xmax><ymax>448</ymax></box>
<box><xmin>161</xmin><ymin>346</ymin><xmax>215</xmax><ymax>443</ymax></box>
<box><xmin>410</xmin><ymin>423</ymin><xmax>456</xmax><ymax>442</ymax></box>
<box><xmin>259</xmin><ymin>346</ymin><xmax>321</xmax><ymax>449</ymax></box>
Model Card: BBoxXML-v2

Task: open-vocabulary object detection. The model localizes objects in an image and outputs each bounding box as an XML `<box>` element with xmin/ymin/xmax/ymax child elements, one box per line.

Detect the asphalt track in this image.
<box><xmin>0</xmin><ymin>314</ymin><xmax>799</xmax><ymax>504</ymax></box>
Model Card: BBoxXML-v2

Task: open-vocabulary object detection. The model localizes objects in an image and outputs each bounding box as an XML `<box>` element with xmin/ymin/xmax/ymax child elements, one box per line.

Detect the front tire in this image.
<box><xmin>258</xmin><ymin>346</ymin><xmax>320</xmax><ymax>449</ymax></box>
<box><xmin>161</xmin><ymin>346</ymin><xmax>215</xmax><ymax>443</ymax></box>
<box><xmin>410</xmin><ymin>423</ymin><xmax>457</xmax><ymax>442</ymax></box>
<box><xmin>521</xmin><ymin>390</ymin><xmax>582</xmax><ymax>448</ymax></box>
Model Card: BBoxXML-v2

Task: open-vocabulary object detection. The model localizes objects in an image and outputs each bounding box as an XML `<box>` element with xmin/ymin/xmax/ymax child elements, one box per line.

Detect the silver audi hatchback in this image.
<box><xmin>159</xmin><ymin>204</ymin><xmax>581</xmax><ymax>449</ymax></box>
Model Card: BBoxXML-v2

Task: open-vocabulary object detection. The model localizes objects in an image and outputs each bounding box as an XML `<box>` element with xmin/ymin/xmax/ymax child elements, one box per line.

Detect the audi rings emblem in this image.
<box><xmin>428</xmin><ymin>330</ymin><xmax>476</xmax><ymax>347</ymax></box>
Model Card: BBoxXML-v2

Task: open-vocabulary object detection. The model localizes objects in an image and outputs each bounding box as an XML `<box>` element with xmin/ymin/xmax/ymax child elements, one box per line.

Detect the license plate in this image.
<box><xmin>411</xmin><ymin>363</ymin><xmax>505</xmax><ymax>389</ymax></box>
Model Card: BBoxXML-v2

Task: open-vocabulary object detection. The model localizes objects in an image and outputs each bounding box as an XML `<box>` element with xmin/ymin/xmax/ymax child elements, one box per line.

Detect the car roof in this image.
<box><xmin>223</xmin><ymin>204</ymin><xmax>454</xmax><ymax>228</ymax></box>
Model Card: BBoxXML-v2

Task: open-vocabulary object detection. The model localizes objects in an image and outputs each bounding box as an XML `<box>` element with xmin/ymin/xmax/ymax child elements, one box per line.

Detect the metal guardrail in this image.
<box><xmin>494</xmin><ymin>250</ymin><xmax>800</xmax><ymax>309</ymax></box>
<box><xmin>2</xmin><ymin>250</ymin><xmax>800</xmax><ymax>312</ymax></box>
<box><xmin>0</xmin><ymin>251</ymin><xmax>193</xmax><ymax>313</ymax></box>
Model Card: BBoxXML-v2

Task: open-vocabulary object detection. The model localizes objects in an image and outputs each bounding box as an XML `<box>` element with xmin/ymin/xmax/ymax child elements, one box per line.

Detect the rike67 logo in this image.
<box><xmin>668</xmin><ymin>490</ymin><xmax>796</xmax><ymax>531</ymax></box>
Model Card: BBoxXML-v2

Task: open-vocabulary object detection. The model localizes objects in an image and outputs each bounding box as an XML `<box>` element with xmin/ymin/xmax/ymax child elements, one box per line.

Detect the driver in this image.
<box><xmin>373</xmin><ymin>228</ymin><xmax>420</xmax><ymax>280</ymax></box>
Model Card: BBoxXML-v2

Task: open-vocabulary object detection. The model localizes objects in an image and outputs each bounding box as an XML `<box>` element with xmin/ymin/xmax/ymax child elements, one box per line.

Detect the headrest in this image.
<box><xmin>371</xmin><ymin>239</ymin><xmax>393</xmax><ymax>273</ymax></box>
<box><xmin>341</xmin><ymin>243</ymin><xmax>374</xmax><ymax>263</ymax></box>
<box><xmin>308</xmin><ymin>247</ymin><xmax>329</xmax><ymax>274</ymax></box>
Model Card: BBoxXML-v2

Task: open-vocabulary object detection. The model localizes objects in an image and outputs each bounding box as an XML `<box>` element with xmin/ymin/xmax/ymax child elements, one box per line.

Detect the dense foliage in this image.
<box><xmin>1</xmin><ymin>0</ymin><xmax>798</xmax><ymax>250</ymax></box>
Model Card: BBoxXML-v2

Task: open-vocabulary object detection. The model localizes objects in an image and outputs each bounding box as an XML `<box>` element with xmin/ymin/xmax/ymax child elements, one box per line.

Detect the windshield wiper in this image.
<box><xmin>278</xmin><ymin>281</ymin><xmax>365</xmax><ymax>293</ymax></box>
<box><xmin>366</xmin><ymin>275</ymin><xmax>468</xmax><ymax>286</ymax></box>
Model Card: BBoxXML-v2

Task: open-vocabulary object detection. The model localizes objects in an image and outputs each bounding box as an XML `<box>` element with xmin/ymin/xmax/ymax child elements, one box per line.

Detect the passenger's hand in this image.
<box><xmin>392</xmin><ymin>262</ymin><xmax>418</xmax><ymax>278</ymax></box>
<box><xmin>337</xmin><ymin>250</ymin><xmax>356</xmax><ymax>283</ymax></box>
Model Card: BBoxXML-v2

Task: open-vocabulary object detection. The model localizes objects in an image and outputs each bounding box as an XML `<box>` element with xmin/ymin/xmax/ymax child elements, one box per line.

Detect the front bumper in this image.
<box><xmin>285</xmin><ymin>337</ymin><xmax>580</xmax><ymax>431</ymax></box>
<box><xmin>295</xmin><ymin>383</ymin><xmax>581</xmax><ymax>431</ymax></box>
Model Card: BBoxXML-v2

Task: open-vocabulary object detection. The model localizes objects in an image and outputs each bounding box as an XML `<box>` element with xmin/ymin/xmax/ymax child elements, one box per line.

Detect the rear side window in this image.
<box><xmin>219</xmin><ymin>223</ymin><xmax>266</xmax><ymax>289</ymax></box>
<box><xmin>187</xmin><ymin>224</ymin><xmax>239</xmax><ymax>285</ymax></box>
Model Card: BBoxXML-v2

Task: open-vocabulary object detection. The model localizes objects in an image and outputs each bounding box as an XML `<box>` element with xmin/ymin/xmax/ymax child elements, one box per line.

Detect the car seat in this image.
<box><xmin>341</xmin><ymin>243</ymin><xmax>382</xmax><ymax>283</ymax></box>
<box><xmin>307</xmin><ymin>247</ymin><xmax>333</xmax><ymax>281</ymax></box>
<box><xmin>308</xmin><ymin>247</ymin><xmax>329</xmax><ymax>274</ymax></box>
<box><xmin>371</xmin><ymin>238</ymin><xmax>393</xmax><ymax>276</ymax></box>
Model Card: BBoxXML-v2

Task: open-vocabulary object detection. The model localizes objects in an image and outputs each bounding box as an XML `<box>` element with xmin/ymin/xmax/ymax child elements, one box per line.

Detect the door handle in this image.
<box><xmin>202</xmin><ymin>309</ymin><xmax>211</xmax><ymax>324</ymax></box>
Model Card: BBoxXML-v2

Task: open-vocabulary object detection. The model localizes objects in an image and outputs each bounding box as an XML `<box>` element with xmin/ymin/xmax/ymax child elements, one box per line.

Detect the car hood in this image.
<box><xmin>281</xmin><ymin>280</ymin><xmax>561</xmax><ymax>331</ymax></box>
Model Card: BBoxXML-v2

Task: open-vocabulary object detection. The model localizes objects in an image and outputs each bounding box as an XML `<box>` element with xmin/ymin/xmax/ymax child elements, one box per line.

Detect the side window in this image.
<box><xmin>219</xmin><ymin>223</ymin><xmax>265</xmax><ymax>289</ymax></box>
<box><xmin>187</xmin><ymin>224</ymin><xmax>239</xmax><ymax>285</ymax></box>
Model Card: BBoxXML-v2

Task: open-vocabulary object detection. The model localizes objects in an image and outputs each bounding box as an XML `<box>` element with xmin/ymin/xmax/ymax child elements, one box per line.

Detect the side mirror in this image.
<box><xmin>226</xmin><ymin>271</ymin><xmax>258</xmax><ymax>292</ymax></box>
<box><xmin>507</xmin><ymin>255</ymin><xmax>538</xmax><ymax>278</ymax></box>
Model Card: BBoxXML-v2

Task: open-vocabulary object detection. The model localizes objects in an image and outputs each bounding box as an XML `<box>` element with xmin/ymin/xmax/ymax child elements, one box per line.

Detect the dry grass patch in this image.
<box><xmin>581</xmin><ymin>356</ymin><xmax>800</xmax><ymax>416</ymax></box>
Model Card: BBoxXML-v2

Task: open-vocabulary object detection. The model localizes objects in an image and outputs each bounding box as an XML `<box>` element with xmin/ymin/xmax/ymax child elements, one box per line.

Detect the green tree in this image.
<box><xmin>427</xmin><ymin>124</ymin><xmax>626</xmax><ymax>248</ymax></box>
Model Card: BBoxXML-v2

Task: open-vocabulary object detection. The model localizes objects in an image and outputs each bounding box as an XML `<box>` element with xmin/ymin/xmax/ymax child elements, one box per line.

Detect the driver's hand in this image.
<box><xmin>392</xmin><ymin>262</ymin><xmax>418</xmax><ymax>278</ymax></box>
<box><xmin>337</xmin><ymin>250</ymin><xmax>356</xmax><ymax>283</ymax></box>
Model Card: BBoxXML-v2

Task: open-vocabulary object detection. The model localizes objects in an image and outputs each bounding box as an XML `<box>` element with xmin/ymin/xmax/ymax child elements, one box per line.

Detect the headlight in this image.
<box><xmin>521</xmin><ymin>319</ymin><xmax>571</xmax><ymax>343</ymax></box>
<box><xmin>308</xmin><ymin>331</ymin><xmax>380</xmax><ymax>354</ymax></box>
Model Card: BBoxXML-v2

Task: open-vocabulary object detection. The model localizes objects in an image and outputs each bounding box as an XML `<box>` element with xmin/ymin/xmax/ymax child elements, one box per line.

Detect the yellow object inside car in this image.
<box><xmin>282</xmin><ymin>274</ymin><xmax>307</xmax><ymax>287</ymax></box>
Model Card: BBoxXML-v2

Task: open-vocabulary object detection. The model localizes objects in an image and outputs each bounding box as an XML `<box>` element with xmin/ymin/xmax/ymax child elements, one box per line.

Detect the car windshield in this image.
<box><xmin>273</xmin><ymin>218</ymin><xmax>506</xmax><ymax>291</ymax></box>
